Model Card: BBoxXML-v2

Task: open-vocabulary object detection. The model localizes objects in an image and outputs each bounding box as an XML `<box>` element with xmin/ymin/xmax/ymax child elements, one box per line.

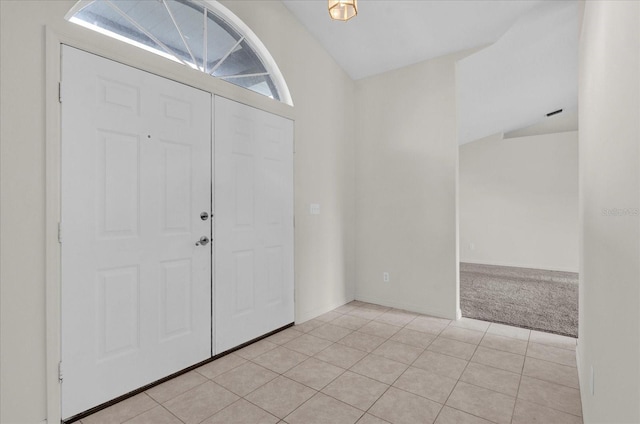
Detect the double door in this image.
<box><xmin>61</xmin><ymin>46</ymin><xmax>293</xmax><ymax>419</ymax></box>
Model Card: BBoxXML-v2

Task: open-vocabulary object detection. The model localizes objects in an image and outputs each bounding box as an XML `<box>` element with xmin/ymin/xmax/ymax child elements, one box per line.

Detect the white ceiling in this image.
<box><xmin>457</xmin><ymin>1</ymin><xmax>579</xmax><ymax>144</ymax></box>
<box><xmin>282</xmin><ymin>0</ymin><xmax>579</xmax><ymax>144</ymax></box>
<box><xmin>282</xmin><ymin>0</ymin><xmax>546</xmax><ymax>80</ymax></box>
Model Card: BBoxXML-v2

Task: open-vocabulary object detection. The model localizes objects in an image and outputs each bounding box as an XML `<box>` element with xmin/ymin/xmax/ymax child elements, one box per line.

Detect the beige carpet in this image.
<box><xmin>460</xmin><ymin>262</ymin><xmax>578</xmax><ymax>337</ymax></box>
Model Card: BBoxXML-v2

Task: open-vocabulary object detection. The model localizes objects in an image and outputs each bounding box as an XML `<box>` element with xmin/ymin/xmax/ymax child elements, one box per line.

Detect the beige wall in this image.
<box><xmin>459</xmin><ymin>131</ymin><xmax>579</xmax><ymax>272</ymax></box>
<box><xmin>6</xmin><ymin>1</ymin><xmax>639</xmax><ymax>423</ymax></box>
<box><xmin>354</xmin><ymin>52</ymin><xmax>463</xmax><ymax>319</ymax></box>
<box><xmin>578</xmin><ymin>1</ymin><xmax>640</xmax><ymax>423</ymax></box>
<box><xmin>0</xmin><ymin>1</ymin><xmax>356</xmax><ymax>422</ymax></box>
<box><xmin>0</xmin><ymin>2</ymin><xmax>55</xmax><ymax>422</ymax></box>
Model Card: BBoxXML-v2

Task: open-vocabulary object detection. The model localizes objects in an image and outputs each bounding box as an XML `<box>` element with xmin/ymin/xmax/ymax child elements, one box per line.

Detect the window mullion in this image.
<box><xmin>105</xmin><ymin>0</ymin><xmax>189</xmax><ymax>66</ymax></box>
<box><xmin>163</xmin><ymin>0</ymin><xmax>198</xmax><ymax>67</ymax></box>
<box><xmin>209</xmin><ymin>36</ymin><xmax>244</xmax><ymax>76</ymax></box>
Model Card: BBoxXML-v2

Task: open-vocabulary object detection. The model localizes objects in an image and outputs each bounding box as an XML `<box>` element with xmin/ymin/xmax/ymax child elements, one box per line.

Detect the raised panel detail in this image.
<box><xmin>162</xmin><ymin>95</ymin><xmax>192</xmax><ymax>124</ymax></box>
<box><xmin>97</xmin><ymin>130</ymin><xmax>139</xmax><ymax>238</ymax></box>
<box><xmin>263</xmin><ymin>124</ymin><xmax>283</xmax><ymax>160</ymax></box>
<box><xmin>265</xmin><ymin>246</ymin><xmax>283</xmax><ymax>303</ymax></box>
<box><xmin>264</xmin><ymin>159</ymin><xmax>283</xmax><ymax>225</ymax></box>
<box><xmin>160</xmin><ymin>259</ymin><xmax>192</xmax><ymax>340</ymax></box>
<box><xmin>234</xmin><ymin>251</ymin><xmax>254</xmax><ymax>314</ymax></box>
<box><xmin>161</xmin><ymin>140</ymin><xmax>191</xmax><ymax>234</ymax></box>
<box><xmin>234</xmin><ymin>155</ymin><xmax>254</xmax><ymax>227</ymax></box>
<box><xmin>231</xmin><ymin>115</ymin><xmax>254</xmax><ymax>156</ymax></box>
<box><xmin>97</xmin><ymin>266</ymin><xmax>140</xmax><ymax>361</ymax></box>
<box><xmin>98</xmin><ymin>78</ymin><xmax>140</xmax><ymax>114</ymax></box>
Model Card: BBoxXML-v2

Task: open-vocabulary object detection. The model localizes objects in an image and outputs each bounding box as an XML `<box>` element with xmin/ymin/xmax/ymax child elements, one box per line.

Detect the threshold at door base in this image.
<box><xmin>63</xmin><ymin>322</ymin><xmax>295</xmax><ymax>424</ymax></box>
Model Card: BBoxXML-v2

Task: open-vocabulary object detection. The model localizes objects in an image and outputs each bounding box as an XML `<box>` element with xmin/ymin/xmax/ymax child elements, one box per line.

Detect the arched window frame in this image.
<box><xmin>65</xmin><ymin>0</ymin><xmax>293</xmax><ymax>106</ymax></box>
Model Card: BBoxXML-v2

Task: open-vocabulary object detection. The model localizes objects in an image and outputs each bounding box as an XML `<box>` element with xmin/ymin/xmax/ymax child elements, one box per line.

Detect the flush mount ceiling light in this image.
<box><xmin>328</xmin><ymin>0</ymin><xmax>358</xmax><ymax>21</ymax></box>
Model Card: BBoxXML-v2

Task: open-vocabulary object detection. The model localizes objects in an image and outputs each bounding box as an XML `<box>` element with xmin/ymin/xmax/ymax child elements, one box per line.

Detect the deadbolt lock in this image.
<box><xmin>200</xmin><ymin>211</ymin><xmax>209</xmax><ymax>221</ymax></box>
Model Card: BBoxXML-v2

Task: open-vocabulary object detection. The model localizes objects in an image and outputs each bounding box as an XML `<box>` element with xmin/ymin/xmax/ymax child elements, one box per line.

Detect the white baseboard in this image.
<box><xmin>354</xmin><ymin>294</ymin><xmax>457</xmax><ymax>320</ymax></box>
<box><xmin>575</xmin><ymin>341</ymin><xmax>589</xmax><ymax>421</ymax></box>
<box><xmin>296</xmin><ymin>296</ymin><xmax>355</xmax><ymax>324</ymax></box>
<box><xmin>460</xmin><ymin>259</ymin><xmax>578</xmax><ymax>273</ymax></box>
<box><xmin>575</xmin><ymin>339</ymin><xmax>582</xmax><ymax>378</ymax></box>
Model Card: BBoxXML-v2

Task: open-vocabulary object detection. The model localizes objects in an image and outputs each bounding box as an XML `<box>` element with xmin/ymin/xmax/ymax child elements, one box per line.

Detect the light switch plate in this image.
<box><xmin>310</xmin><ymin>203</ymin><xmax>320</xmax><ymax>215</ymax></box>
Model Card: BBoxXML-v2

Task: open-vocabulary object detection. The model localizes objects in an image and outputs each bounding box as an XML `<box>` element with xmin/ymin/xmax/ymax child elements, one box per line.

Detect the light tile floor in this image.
<box><xmin>79</xmin><ymin>301</ymin><xmax>582</xmax><ymax>424</ymax></box>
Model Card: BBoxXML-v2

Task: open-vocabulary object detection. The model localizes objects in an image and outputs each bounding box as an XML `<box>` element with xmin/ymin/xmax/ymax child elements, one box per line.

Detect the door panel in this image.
<box><xmin>96</xmin><ymin>130</ymin><xmax>140</xmax><ymax>238</ymax></box>
<box><xmin>214</xmin><ymin>96</ymin><xmax>294</xmax><ymax>353</ymax></box>
<box><xmin>61</xmin><ymin>46</ymin><xmax>212</xmax><ymax>419</ymax></box>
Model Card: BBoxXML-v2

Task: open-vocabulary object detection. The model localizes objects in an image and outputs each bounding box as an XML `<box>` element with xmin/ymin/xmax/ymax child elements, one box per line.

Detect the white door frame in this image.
<box><xmin>44</xmin><ymin>24</ymin><xmax>295</xmax><ymax>424</ymax></box>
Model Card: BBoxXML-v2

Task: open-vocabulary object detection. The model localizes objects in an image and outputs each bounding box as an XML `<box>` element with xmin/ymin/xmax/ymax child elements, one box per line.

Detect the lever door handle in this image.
<box><xmin>195</xmin><ymin>236</ymin><xmax>210</xmax><ymax>246</ymax></box>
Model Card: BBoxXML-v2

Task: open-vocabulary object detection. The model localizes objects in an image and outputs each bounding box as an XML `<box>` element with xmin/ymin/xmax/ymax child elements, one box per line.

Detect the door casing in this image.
<box><xmin>44</xmin><ymin>24</ymin><xmax>296</xmax><ymax>424</ymax></box>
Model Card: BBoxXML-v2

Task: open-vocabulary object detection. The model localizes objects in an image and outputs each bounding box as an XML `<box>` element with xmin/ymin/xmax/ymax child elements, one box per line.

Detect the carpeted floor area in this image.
<box><xmin>460</xmin><ymin>262</ymin><xmax>578</xmax><ymax>337</ymax></box>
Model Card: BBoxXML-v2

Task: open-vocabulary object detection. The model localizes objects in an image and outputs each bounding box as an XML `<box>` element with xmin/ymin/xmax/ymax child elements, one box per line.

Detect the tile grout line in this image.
<box><xmin>432</xmin><ymin>327</ymin><xmax>485</xmax><ymax>423</ymax></box>
<box><xmin>323</xmin><ymin>308</ymin><xmax>434</xmax><ymax>421</ymax></box>
<box><xmin>275</xmin><ymin>306</ymin><xmax>397</xmax><ymax>424</ymax></box>
<box><xmin>241</xmin><ymin>321</ymin><xmax>356</xmax><ymax>423</ymax></box>
<box><xmin>357</xmin><ymin>315</ymin><xmax>433</xmax><ymax>422</ymax></box>
<box><xmin>520</xmin><ymin>370</ymin><xmax>581</xmax><ymax>390</ymax></box>
<box><xmin>191</xmin><ymin>398</ymin><xmax>245</xmax><ymax>424</ymax></box>
<box><xmin>155</xmin><ymin>380</ymin><xmax>211</xmax><ymax>423</ymax></box>
<box><xmin>236</xmin><ymin>360</ymin><xmax>328</xmax><ymax>422</ymax></box>
<box><xmin>511</xmin><ymin>376</ymin><xmax>584</xmax><ymax>419</ymax></box>
<box><xmin>110</xmin><ymin>392</ymin><xmax>160</xmax><ymax>424</ymax></box>
<box><xmin>85</xmin><ymin>302</ymin><xmax>582</xmax><ymax>423</ymax></box>
<box><xmin>359</xmin><ymin>312</ymin><xmax>460</xmax><ymax>422</ymax></box>
<box><xmin>440</xmin><ymin>324</ymin><xmax>537</xmax><ymax>424</ymax></box>
<box><xmin>508</xmin><ymin>333</ymin><xmax>528</xmax><ymax>424</ymax></box>
<box><xmin>273</xmin><ymin>307</ymin><xmax>577</xmax><ymax>421</ymax></box>
<box><xmin>510</xmin><ymin>326</ymin><xmax>530</xmax><ymax>424</ymax></box>
<box><xmin>240</xmin><ymin>309</ymin><xmax>579</xmax><ymax>422</ymax></box>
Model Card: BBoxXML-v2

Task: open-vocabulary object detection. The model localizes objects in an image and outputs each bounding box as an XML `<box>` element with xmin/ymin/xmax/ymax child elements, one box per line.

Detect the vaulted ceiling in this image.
<box><xmin>282</xmin><ymin>0</ymin><xmax>579</xmax><ymax>144</ymax></box>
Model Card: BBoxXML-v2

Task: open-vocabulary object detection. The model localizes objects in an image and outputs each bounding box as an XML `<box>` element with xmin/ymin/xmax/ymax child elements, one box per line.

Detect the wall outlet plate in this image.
<box><xmin>383</xmin><ymin>272</ymin><xmax>390</xmax><ymax>282</ymax></box>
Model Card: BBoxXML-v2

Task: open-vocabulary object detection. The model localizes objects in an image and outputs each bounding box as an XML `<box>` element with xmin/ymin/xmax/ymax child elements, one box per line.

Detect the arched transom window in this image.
<box><xmin>66</xmin><ymin>0</ymin><xmax>292</xmax><ymax>105</ymax></box>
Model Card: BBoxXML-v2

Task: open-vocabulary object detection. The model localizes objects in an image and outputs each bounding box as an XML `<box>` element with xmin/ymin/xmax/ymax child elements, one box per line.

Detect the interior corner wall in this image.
<box><xmin>578</xmin><ymin>1</ymin><xmax>640</xmax><ymax>423</ymax></box>
<box><xmin>0</xmin><ymin>1</ymin><xmax>355</xmax><ymax>422</ymax></box>
<box><xmin>459</xmin><ymin>131</ymin><xmax>579</xmax><ymax>272</ymax></box>
<box><xmin>354</xmin><ymin>52</ymin><xmax>464</xmax><ymax>319</ymax></box>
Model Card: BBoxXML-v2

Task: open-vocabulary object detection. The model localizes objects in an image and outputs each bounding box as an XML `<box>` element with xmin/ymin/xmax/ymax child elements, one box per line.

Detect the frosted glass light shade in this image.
<box><xmin>328</xmin><ymin>0</ymin><xmax>358</xmax><ymax>21</ymax></box>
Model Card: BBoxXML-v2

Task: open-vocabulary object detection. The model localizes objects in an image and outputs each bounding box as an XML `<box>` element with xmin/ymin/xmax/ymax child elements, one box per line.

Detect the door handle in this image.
<box><xmin>195</xmin><ymin>236</ymin><xmax>210</xmax><ymax>246</ymax></box>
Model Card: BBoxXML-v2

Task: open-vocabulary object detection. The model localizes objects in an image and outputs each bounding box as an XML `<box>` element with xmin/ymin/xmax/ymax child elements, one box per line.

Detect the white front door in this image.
<box><xmin>214</xmin><ymin>96</ymin><xmax>294</xmax><ymax>353</ymax></box>
<box><xmin>61</xmin><ymin>46</ymin><xmax>212</xmax><ymax>419</ymax></box>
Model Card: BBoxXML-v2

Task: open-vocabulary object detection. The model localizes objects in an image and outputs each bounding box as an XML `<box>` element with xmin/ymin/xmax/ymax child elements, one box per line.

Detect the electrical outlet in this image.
<box><xmin>310</xmin><ymin>203</ymin><xmax>320</xmax><ymax>215</ymax></box>
<box><xmin>383</xmin><ymin>272</ymin><xmax>390</xmax><ymax>283</ymax></box>
<box><xmin>469</xmin><ymin>242</ymin><xmax>475</xmax><ymax>250</ymax></box>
